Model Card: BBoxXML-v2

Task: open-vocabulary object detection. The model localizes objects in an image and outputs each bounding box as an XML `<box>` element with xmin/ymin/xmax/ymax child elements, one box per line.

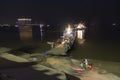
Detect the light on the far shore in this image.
<box><xmin>18</xmin><ymin>18</ymin><xmax>32</xmax><ymax>21</ymax></box>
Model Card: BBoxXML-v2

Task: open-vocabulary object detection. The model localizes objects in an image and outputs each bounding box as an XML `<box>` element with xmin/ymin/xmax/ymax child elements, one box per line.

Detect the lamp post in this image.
<box><xmin>40</xmin><ymin>24</ymin><xmax>44</xmax><ymax>40</ymax></box>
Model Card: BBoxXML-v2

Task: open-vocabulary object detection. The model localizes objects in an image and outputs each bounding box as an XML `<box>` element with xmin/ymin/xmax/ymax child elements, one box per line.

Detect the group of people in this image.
<box><xmin>80</xmin><ymin>59</ymin><xmax>92</xmax><ymax>70</ymax></box>
<box><xmin>74</xmin><ymin>59</ymin><xmax>93</xmax><ymax>74</ymax></box>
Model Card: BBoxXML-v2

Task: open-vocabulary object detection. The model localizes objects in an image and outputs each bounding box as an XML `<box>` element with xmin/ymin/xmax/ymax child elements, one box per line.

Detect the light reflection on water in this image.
<box><xmin>0</xmin><ymin>25</ymin><xmax>120</xmax><ymax>62</ymax></box>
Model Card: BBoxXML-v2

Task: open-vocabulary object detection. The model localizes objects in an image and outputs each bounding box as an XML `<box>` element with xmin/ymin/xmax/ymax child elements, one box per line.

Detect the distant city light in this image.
<box><xmin>15</xmin><ymin>25</ymin><xmax>19</xmax><ymax>27</ymax></box>
<box><xmin>17</xmin><ymin>18</ymin><xmax>32</xmax><ymax>25</ymax></box>
<box><xmin>0</xmin><ymin>24</ymin><xmax>10</xmax><ymax>27</ymax></box>
<box><xmin>18</xmin><ymin>18</ymin><xmax>32</xmax><ymax>21</ymax></box>
<box><xmin>40</xmin><ymin>24</ymin><xmax>44</xmax><ymax>28</ymax></box>
<box><xmin>113</xmin><ymin>23</ymin><xmax>116</xmax><ymax>26</ymax></box>
<box><xmin>47</xmin><ymin>25</ymin><xmax>50</xmax><ymax>27</ymax></box>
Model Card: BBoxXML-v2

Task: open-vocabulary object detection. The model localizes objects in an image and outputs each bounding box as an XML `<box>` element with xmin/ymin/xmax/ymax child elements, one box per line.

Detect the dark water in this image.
<box><xmin>0</xmin><ymin>25</ymin><xmax>120</xmax><ymax>62</ymax></box>
<box><xmin>71</xmin><ymin>24</ymin><xmax>120</xmax><ymax>62</ymax></box>
<box><xmin>0</xmin><ymin>26</ymin><xmax>20</xmax><ymax>42</ymax></box>
<box><xmin>0</xmin><ymin>25</ymin><xmax>63</xmax><ymax>42</ymax></box>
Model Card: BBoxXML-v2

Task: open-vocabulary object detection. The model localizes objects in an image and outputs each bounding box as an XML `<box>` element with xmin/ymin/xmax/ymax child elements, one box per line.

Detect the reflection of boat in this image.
<box><xmin>76</xmin><ymin>23</ymin><xmax>86</xmax><ymax>44</ymax></box>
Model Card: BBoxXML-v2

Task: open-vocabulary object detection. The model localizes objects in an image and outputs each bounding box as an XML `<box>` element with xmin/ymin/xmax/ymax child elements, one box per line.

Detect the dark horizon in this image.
<box><xmin>0</xmin><ymin>0</ymin><xmax>120</xmax><ymax>24</ymax></box>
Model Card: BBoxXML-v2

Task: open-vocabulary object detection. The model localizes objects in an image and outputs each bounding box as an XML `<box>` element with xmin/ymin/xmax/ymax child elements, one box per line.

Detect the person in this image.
<box><xmin>84</xmin><ymin>59</ymin><xmax>88</xmax><ymax>66</ymax></box>
<box><xmin>83</xmin><ymin>59</ymin><xmax>88</xmax><ymax>69</ymax></box>
<box><xmin>80</xmin><ymin>63</ymin><xmax>84</xmax><ymax>69</ymax></box>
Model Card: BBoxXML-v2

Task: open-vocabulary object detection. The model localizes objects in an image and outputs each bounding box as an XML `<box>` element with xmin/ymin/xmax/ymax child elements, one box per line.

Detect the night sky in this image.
<box><xmin>0</xmin><ymin>0</ymin><xmax>120</xmax><ymax>24</ymax></box>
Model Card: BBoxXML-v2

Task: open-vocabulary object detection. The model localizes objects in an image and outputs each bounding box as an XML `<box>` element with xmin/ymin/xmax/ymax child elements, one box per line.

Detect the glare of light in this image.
<box><xmin>61</xmin><ymin>41</ymin><xmax>65</xmax><ymax>44</ymax></box>
<box><xmin>77</xmin><ymin>23</ymin><xmax>85</xmax><ymax>28</ymax></box>
<box><xmin>66</xmin><ymin>25</ymin><xmax>72</xmax><ymax>34</ymax></box>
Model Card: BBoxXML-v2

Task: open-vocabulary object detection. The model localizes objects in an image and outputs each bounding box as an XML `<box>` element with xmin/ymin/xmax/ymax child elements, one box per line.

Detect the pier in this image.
<box><xmin>43</xmin><ymin>27</ymin><xmax>76</xmax><ymax>56</ymax></box>
<box><xmin>43</xmin><ymin>23</ymin><xmax>86</xmax><ymax>56</ymax></box>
